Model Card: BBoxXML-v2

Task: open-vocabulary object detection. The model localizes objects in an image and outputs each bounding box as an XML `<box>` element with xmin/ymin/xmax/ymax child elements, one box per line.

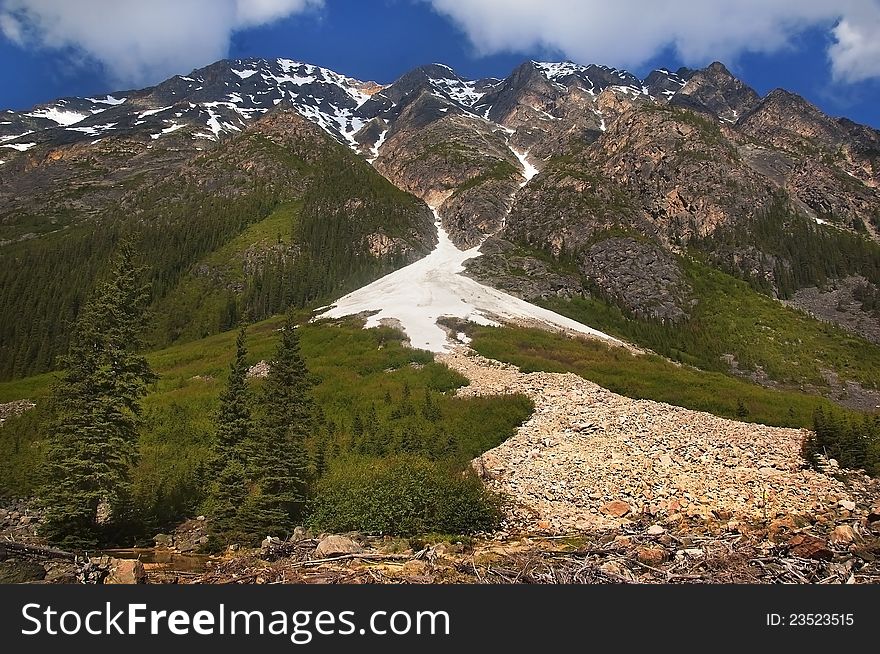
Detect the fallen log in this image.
<box><xmin>2</xmin><ymin>540</ymin><xmax>77</xmax><ymax>560</ymax></box>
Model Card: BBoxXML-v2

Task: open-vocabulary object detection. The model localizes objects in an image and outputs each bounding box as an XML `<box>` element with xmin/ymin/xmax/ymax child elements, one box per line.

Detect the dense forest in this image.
<box><xmin>0</xmin><ymin>121</ymin><xmax>430</xmax><ymax>381</ymax></box>
<box><xmin>693</xmin><ymin>195</ymin><xmax>880</xmax><ymax>298</ymax></box>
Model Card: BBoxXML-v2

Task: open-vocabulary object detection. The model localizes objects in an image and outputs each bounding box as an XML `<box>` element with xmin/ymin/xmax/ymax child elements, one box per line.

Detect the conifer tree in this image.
<box><xmin>40</xmin><ymin>242</ymin><xmax>156</xmax><ymax>548</ymax></box>
<box><xmin>241</xmin><ymin>314</ymin><xmax>314</xmax><ymax>540</ymax></box>
<box><xmin>206</xmin><ymin>325</ymin><xmax>252</xmax><ymax>547</ymax></box>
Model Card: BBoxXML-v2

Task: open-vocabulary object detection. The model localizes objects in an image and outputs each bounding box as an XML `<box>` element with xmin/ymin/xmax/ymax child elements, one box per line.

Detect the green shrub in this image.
<box><xmin>804</xmin><ymin>408</ymin><xmax>880</xmax><ymax>475</ymax></box>
<box><xmin>309</xmin><ymin>454</ymin><xmax>501</xmax><ymax>536</ymax></box>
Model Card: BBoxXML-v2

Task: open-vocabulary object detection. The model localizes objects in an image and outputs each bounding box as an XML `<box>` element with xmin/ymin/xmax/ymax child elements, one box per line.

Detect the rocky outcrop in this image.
<box><xmin>784</xmin><ymin>159</ymin><xmax>879</xmax><ymax>229</ymax></box>
<box><xmin>784</xmin><ymin>276</ymin><xmax>880</xmax><ymax>345</ymax></box>
<box><xmin>0</xmin><ymin>400</ymin><xmax>35</xmax><ymax>424</ymax></box>
<box><xmin>672</xmin><ymin>62</ymin><xmax>760</xmax><ymax>122</ymax></box>
<box><xmin>485</xmin><ymin>61</ymin><xmax>566</xmax><ymax>126</ymax></box>
<box><xmin>578</xmin><ymin>237</ymin><xmax>694</xmax><ymax>323</ymax></box>
<box><xmin>0</xmin><ymin>500</ymin><xmax>42</xmax><ymax>542</ymax></box>
<box><xmin>374</xmin><ymin>97</ymin><xmax>522</xmax><ymax>247</ymax></box>
<box><xmin>739</xmin><ymin>89</ymin><xmax>880</xmax><ymax>190</ymax></box>
<box><xmin>588</xmin><ymin>105</ymin><xmax>773</xmax><ymax>241</ymax></box>
<box><xmin>504</xmin><ymin>150</ymin><xmax>649</xmax><ymax>254</ymax></box>
<box><xmin>464</xmin><ymin>237</ymin><xmax>584</xmax><ymax>301</ymax></box>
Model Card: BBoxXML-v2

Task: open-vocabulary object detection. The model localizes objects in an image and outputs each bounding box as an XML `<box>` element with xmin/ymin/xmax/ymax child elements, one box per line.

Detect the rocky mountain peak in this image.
<box><xmin>673</xmin><ymin>61</ymin><xmax>759</xmax><ymax>122</ymax></box>
<box><xmin>706</xmin><ymin>61</ymin><xmax>733</xmax><ymax>75</ymax></box>
<box><xmin>644</xmin><ymin>68</ymin><xmax>692</xmax><ymax>100</ymax></box>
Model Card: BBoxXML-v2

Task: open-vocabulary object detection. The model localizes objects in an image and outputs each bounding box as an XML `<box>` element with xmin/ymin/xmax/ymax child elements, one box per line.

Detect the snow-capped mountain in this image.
<box><xmin>0</xmin><ymin>57</ymin><xmax>693</xmax><ymax>162</ymax></box>
<box><xmin>1</xmin><ymin>58</ymin><xmax>380</xmax><ymax>153</ymax></box>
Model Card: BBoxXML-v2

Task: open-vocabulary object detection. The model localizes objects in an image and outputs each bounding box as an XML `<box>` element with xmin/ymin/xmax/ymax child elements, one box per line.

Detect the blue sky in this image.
<box><xmin>1</xmin><ymin>0</ymin><xmax>878</xmax><ymax>127</ymax></box>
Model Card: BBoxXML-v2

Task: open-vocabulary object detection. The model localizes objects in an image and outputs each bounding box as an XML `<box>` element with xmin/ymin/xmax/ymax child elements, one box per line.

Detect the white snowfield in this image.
<box><xmin>318</xmin><ymin>209</ymin><xmax>621</xmax><ymax>353</ymax></box>
<box><xmin>510</xmin><ymin>146</ymin><xmax>538</xmax><ymax>185</ymax></box>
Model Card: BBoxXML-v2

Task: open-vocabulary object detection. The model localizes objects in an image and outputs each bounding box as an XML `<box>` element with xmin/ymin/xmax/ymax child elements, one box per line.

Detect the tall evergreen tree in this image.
<box><xmin>39</xmin><ymin>242</ymin><xmax>156</xmax><ymax>548</ymax></box>
<box><xmin>206</xmin><ymin>325</ymin><xmax>252</xmax><ymax>548</ymax></box>
<box><xmin>241</xmin><ymin>313</ymin><xmax>315</xmax><ymax>540</ymax></box>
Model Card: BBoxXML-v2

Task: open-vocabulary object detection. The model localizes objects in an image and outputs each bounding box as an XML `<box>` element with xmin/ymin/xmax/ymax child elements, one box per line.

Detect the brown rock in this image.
<box><xmin>787</xmin><ymin>535</ymin><xmax>833</xmax><ymax>561</ymax></box>
<box><xmin>829</xmin><ymin>525</ymin><xmax>856</xmax><ymax>546</ymax></box>
<box><xmin>599</xmin><ymin>561</ymin><xmax>625</xmax><ymax>577</ymax></box>
<box><xmin>767</xmin><ymin>516</ymin><xmax>797</xmax><ymax>542</ymax></box>
<box><xmin>104</xmin><ymin>559</ymin><xmax>146</xmax><ymax>585</ymax></box>
<box><xmin>636</xmin><ymin>547</ymin><xmax>667</xmax><ymax>566</ymax></box>
<box><xmin>314</xmin><ymin>535</ymin><xmax>363</xmax><ymax>559</ymax></box>
<box><xmin>600</xmin><ymin>500</ymin><xmax>631</xmax><ymax>518</ymax></box>
<box><xmin>613</xmin><ymin>535</ymin><xmax>632</xmax><ymax>548</ymax></box>
<box><xmin>400</xmin><ymin>560</ymin><xmax>428</xmax><ymax>576</ymax></box>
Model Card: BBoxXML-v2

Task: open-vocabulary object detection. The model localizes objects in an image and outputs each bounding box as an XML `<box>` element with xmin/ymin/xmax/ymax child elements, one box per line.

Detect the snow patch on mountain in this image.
<box><xmin>86</xmin><ymin>95</ymin><xmax>126</xmax><ymax>105</ymax></box>
<box><xmin>138</xmin><ymin>106</ymin><xmax>173</xmax><ymax>119</ymax></box>
<box><xmin>1</xmin><ymin>131</ymin><xmax>33</xmax><ymax>143</ymax></box>
<box><xmin>66</xmin><ymin>122</ymin><xmax>117</xmax><ymax>136</ymax></box>
<box><xmin>319</xmin><ymin>209</ymin><xmax>620</xmax><ymax>353</ymax></box>
<box><xmin>295</xmin><ymin>101</ymin><xmax>364</xmax><ymax>147</ymax></box>
<box><xmin>1</xmin><ymin>142</ymin><xmax>36</xmax><ymax>151</ymax></box>
<box><xmin>510</xmin><ymin>146</ymin><xmax>538</xmax><ymax>185</ymax></box>
<box><xmin>26</xmin><ymin>107</ymin><xmax>89</xmax><ymax>126</ymax></box>
<box><xmin>430</xmin><ymin>77</ymin><xmax>485</xmax><ymax>110</ymax></box>
<box><xmin>231</xmin><ymin>68</ymin><xmax>258</xmax><ymax>79</ymax></box>
<box><xmin>369</xmin><ymin>127</ymin><xmax>389</xmax><ymax>162</ymax></box>
<box><xmin>533</xmin><ymin>61</ymin><xmax>588</xmax><ymax>82</ymax></box>
<box><xmin>150</xmin><ymin>122</ymin><xmax>185</xmax><ymax>139</ymax></box>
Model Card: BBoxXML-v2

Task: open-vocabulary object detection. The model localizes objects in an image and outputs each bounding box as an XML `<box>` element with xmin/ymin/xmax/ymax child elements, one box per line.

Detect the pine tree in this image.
<box><xmin>206</xmin><ymin>325</ymin><xmax>252</xmax><ymax>548</ymax></box>
<box><xmin>241</xmin><ymin>314</ymin><xmax>314</xmax><ymax>541</ymax></box>
<box><xmin>39</xmin><ymin>242</ymin><xmax>156</xmax><ymax>548</ymax></box>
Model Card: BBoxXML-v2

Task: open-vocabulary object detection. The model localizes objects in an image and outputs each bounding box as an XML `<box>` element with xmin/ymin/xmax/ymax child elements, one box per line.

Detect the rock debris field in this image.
<box><xmin>441</xmin><ymin>349</ymin><xmax>868</xmax><ymax>534</ymax></box>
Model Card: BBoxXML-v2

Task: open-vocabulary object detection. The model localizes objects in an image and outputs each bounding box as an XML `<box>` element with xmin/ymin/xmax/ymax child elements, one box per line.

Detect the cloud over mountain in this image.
<box><xmin>425</xmin><ymin>0</ymin><xmax>880</xmax><ymax>83</ymax></box>
<box><xmin>0</xmin><ymin>0</ymin><xmax>323</xmax><ymax>85</ymax></box>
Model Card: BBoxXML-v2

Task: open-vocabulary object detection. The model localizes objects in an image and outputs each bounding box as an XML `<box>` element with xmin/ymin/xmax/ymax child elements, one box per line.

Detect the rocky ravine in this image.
<box><xmin>441</xmin><ymin>349</ymin><xmax>876</xmax><ymax>534</ymax></box>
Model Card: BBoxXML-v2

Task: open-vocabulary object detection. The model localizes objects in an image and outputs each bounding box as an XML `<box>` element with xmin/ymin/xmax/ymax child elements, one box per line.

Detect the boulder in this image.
<box><xmin>600</xmin><ymin>500</ymin><xmax>631</xmax><ymax>518</ymax></box>
<box><xmin>0</xmin><ymin>559</ymin><xmax>46</xmax><ymax>584</ymax></box>
<box><xmin>314</xmin><ymin>535</ymin><xmax>363</xmax><ymax>559</ymax></box>
<box><xmin>154</xmin><ymin>533</ymin><xmax>173</xmax><ymax>548</ymax></box>
<box><xmin>104</xmin><ymin>559</ymin><xmax>146</xmax><ymax>585</ymax></box>
<box><xmin>829</xmin><ymin>525</ymin><xmax>856</xmax><ymax>546</ymax></box>
<box><xmin>636</xmin><ymin>547</ymin><xmax>667</xmax><ymax>566</ymax></box>
<box><xmin>787</xmin><ymin>535</ymin><xmax>833</xmax><ymax>561</ymax></box>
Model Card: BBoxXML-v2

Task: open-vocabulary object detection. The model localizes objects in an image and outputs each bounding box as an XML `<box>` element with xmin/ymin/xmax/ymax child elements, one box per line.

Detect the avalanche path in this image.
<box><xmin>317</xmin><ymin>208</ymin><xmax>621</xmax><ymax>352</ymax></box>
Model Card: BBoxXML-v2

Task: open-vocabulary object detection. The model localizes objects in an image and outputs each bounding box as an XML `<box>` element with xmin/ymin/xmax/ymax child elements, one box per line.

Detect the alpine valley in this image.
<box><xmin>1</xmin><ymin>56</ymin><xmax>880</xmax><ymax>584</ymax></box>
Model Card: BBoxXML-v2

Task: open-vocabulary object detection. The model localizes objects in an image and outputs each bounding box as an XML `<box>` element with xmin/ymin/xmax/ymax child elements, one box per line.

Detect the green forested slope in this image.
<box><xmin>0</xmin><ymin>109</ymin><xmax>434</xmax><ymax>380</ymax></box>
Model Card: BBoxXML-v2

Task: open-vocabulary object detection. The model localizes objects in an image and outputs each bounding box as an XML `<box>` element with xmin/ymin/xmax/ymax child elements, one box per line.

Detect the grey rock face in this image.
<box><xmin>464</xmin><ymin>237</ymin><xmax>584</xmax><ymax>301</ymax></box>
<box><xmin>578</xmin><ymin>238</ymin><xmax>694</xmax><ymax>323</ymax></box>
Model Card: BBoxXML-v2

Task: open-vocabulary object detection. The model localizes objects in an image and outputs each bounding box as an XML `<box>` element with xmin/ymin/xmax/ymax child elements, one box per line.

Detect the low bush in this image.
<box><xmin>309</xmin><ymin>454</ymin><xmax>501</xmax><ymax>536</ymax></box>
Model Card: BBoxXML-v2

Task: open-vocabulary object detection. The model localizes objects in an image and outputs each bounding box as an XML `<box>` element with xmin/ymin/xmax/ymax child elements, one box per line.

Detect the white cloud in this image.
<box><xmin>425</xmin><ymin>0</ymin><xmax>880</xmax><ymax>82</ymax></box>
<box><xmin>0</xmin><ymin>0</ymin><xmax>323</xmax><ymax>86</ymax></box>
<box><xmin>829</xmin><ymin>3</ymin><xmax>880</xmax><ymax>82</ymax></box>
